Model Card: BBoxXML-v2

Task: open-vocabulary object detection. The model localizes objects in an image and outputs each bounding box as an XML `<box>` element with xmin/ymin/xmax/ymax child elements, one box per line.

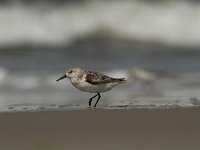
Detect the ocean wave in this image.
<box><xmin>0</xmin><ymin>71</ymin><xmax>60</xmax><ymax>90</ymax></box>
<box><xmin>1</xmin><ymin>1</ymin><xmax>200</xmax><ymax>47</ymax></box>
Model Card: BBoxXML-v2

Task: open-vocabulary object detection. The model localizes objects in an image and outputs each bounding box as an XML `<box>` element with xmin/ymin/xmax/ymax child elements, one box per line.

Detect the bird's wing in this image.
<box><xmin>85</xmin><ymin>71</ymin><xmax>125</xmax><ymax>85</ymax></box>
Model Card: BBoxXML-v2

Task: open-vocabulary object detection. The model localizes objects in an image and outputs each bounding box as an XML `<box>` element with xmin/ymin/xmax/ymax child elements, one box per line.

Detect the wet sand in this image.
<box><xmin>0</xmin><ymin>108</ymin><xmax>200</xmax><ymax>150</ymax></box>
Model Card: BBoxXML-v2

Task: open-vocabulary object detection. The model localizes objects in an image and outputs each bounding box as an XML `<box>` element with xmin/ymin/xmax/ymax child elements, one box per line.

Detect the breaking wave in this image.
<box><xmin>1</xmin><ymin>1</ymin><xmax>200</xmax><ymax>47</ymax></box>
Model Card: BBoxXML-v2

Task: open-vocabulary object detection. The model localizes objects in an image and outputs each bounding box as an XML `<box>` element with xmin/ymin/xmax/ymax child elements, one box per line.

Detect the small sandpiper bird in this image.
<box><xmin>56</xmin><ymin>67</ymin><xmax>126</xmax><ymax>107</ymax></box>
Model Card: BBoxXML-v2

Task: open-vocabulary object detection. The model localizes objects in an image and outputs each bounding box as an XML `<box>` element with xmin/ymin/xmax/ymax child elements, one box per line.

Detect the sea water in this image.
<box><xmin>0</xmin><ymin>0</ymin><xmax>200</xmax><ymax>112</ymax></box>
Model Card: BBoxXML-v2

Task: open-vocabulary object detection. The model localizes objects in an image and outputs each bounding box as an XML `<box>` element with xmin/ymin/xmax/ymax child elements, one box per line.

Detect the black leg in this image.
<box><xmin>94</xmin><ymin>93</ymin><xmax>101</xmax><ymax>107</ymax></box>
<box><xmin>89</xmin><ymin>93</ymin><xmax>99</xmax><ymax>107</ymax></box>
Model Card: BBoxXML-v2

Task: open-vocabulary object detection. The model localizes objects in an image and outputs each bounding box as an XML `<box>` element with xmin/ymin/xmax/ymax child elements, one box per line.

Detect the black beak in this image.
<box><xmin>56</xmin><ymin>74</ymin><xmax>67</xmax><ymax>81</ymax></box>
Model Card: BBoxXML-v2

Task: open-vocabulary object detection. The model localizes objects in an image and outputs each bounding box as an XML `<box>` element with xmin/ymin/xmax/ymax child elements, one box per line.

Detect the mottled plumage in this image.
<box><xmin>56</xmin><ymin>67</ymin><xmax>126</xmax><ymax>107</ymax></box>
<box><xmin>85</xmin><ymin>70</ymin><xmax>125</xmax><ymax>85</ymax></box>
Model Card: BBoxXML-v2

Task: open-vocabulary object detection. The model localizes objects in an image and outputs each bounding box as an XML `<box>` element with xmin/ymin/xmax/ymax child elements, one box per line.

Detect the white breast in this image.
<box><xmin>71</xmin><ymin>80</ymin><xmax>119</xmax><ymax>93</ymax></box>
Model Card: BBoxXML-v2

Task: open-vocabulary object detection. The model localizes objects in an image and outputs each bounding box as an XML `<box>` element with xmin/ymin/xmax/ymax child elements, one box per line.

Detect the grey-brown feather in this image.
<box><xmin>85</xmin><ymin>71</ymin><xmax>126</xmax><ymax>85</ymax></box>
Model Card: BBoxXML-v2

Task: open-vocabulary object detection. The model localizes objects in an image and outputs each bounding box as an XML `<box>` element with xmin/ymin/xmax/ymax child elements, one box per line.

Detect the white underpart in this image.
<box><xmin>70</xmin><ymin>78</ymin><xmax>119</xmax><ymax>93</ymax></box>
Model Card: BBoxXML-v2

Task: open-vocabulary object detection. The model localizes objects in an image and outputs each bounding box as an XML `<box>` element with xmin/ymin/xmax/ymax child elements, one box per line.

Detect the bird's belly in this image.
<box><xmin>73</xmin><ymin>82</ymin><xmax>116</xmax><ymax>93</ymax></box>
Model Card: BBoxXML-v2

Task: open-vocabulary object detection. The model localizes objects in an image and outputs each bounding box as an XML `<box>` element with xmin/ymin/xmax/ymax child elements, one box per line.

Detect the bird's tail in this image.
<box><xmin>115</xmin><ymin>78</ymin><xmax>127</xmax><ymax>83</ymax></box>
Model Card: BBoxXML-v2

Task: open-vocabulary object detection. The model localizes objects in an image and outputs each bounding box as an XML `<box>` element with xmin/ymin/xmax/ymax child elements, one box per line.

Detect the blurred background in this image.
<box><xmin>1</xmin><ymin>0</ymin><xmax>200</xmax><ymax>111</ymax></box>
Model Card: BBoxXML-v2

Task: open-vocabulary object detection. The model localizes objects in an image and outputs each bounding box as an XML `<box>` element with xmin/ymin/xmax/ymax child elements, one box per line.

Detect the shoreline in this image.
<box><xmin>1</xmin><ymin>105</ymin><xmax>200</xmax><ymax>113</ymax></box>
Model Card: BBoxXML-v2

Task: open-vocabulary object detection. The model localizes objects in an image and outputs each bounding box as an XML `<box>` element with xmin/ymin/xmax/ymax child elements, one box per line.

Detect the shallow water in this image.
<box><xmin>1</xmin><ymin>43</ymin><xmax>200</xmax><ymax>112</ymax></box>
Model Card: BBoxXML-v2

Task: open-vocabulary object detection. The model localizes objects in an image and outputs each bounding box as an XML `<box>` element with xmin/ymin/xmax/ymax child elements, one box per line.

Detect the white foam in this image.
<box><xmin>1</xmin><ymin>1</ymin><xmax>200</xmax><ymax>47</ymax></box>
<box><xmin>106</xmin><ymin>69</ymin><xmax>129</xmax><ymax>79</ymax></box>
<box><xmin>7</xmin><ymin>74</ymin><xmax>41</xmax><ymax>89</ymax></box>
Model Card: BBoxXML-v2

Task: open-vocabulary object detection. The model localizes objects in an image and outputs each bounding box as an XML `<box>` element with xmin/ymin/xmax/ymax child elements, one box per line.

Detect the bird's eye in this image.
<box><xmin>69</xmin><ymin>70</ymin><xmax>73</xmax><ymax>74</ymax></box>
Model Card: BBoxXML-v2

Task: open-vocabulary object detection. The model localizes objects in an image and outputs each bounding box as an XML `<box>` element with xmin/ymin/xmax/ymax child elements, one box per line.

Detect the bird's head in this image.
<box><xmin>56</xmin><ymin>67</ymin><xmax>81</xmax><ymax>81</ymax></box>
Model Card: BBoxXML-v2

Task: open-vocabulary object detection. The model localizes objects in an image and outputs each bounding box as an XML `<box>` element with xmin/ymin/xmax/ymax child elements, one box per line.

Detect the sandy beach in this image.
<box><xmin>0</xmin><ymin>107</ymin><xmax>200</xmax><ymax>150</ymax></box>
